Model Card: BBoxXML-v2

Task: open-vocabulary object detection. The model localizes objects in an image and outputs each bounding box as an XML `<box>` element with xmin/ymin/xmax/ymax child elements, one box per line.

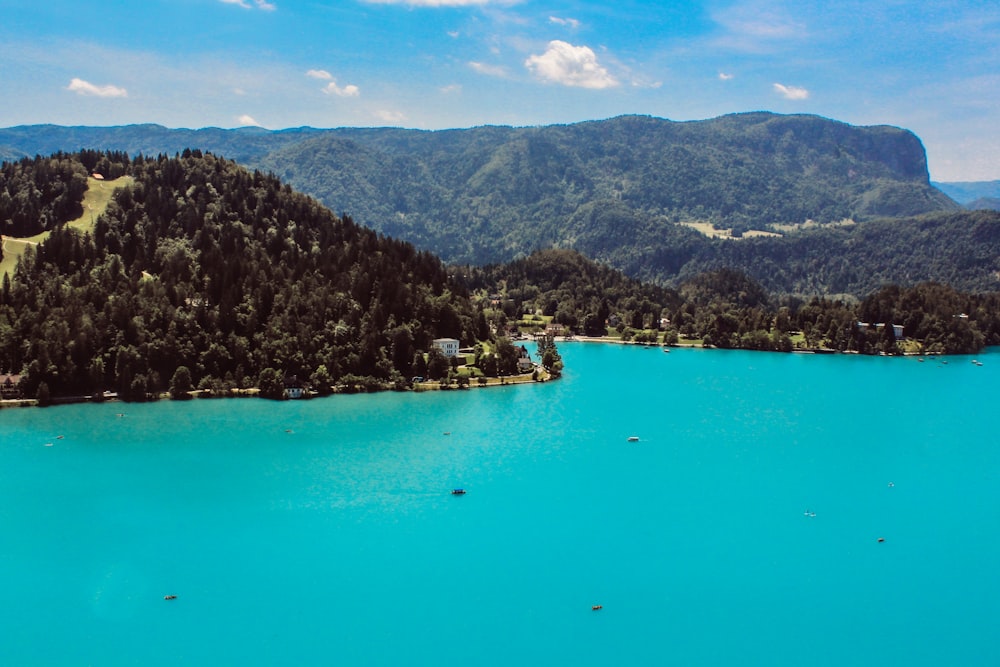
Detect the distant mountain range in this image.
<box><xmin>5</xmin><ymin>113</ymin><xmax>999</xmax><ymax>294</ymax></box>
<box><xmin>932</xmin><ymin>180</ymin><xmax>1000</xmax><ymax>207</ymax></box>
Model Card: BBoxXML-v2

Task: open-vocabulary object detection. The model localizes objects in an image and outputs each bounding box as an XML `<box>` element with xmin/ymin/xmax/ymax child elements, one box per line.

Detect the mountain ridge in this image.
<box><xmin>0</xmin><ymin>112</ymin><xmax>968</xmax><ymax>290</ymax></box>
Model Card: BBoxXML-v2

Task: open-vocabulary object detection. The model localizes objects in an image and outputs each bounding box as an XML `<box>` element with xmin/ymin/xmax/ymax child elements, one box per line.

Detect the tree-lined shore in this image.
<box><xmin>2</xmin><ymin>151</ymin><xmax>998</xmax><ymax>406</ymax></box>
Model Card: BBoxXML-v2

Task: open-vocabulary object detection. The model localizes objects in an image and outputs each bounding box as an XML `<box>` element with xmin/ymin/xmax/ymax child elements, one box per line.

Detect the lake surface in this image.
<box><xmin>2</xmin><ymin>344</ymin><xmax>999</xmax><ymax>666</ymax></box>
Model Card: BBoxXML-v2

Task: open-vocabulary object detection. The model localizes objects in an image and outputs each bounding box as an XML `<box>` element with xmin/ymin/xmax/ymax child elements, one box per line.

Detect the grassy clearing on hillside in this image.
<box><xmin>679</xmin><ymin>220</ymin><xmax>781</xmax><ymax>240</ymax></box>
<box><xmin>68</xmin><ymin>176</ymin><xmax>132</xmax><ymax>234</ymax></box>
<box><xmin>1</xmin><ymin>176</ymin><xmax>131</xmax><ymax>277</ymax></box>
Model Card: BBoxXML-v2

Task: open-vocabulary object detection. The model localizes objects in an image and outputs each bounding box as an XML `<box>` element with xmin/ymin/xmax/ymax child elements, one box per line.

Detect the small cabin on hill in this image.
<box><xmin>1</xmin><ymin>374</ymin><xmax>22</xmax><ymax>399</ymax></box>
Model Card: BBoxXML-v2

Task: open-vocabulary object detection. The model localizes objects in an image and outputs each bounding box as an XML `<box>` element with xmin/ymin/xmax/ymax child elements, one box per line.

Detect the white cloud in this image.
<box><xmin>375</xmin><ymin>109</ymin><xmax>407</xmax><ymax>123</ymax></box>
<box><xmin>66</xmin><ymin>78</ymin><xmax>128</xmax><ymax>98</ymax></box>
<box><xmin>220</xmin><ymin>0</ymin><xmax>276</xmax><ymax>10</ymax></box>
<box><xmin>309</xmin><ymin>70</ymin><xmax>359</xmax><ymax>96</ymax></box>
<box><xmin>237</xmin><ymin>114</ymin><xmax>261</xmax><ymax>126</ymax></box>
<box><xmin>773</xmin><ymin>82</ymin><xmax>809</xmax><ymax>100</ymax></box>
<box><xmin>719</xmin><ymin>72</ymin><xmax>734</xmax><ymax>81</ymax></box>
<box><xmin>713</xmin><ymin>4</ymin><xmax>806</xmax><ymax>40</ymax></box>
<box><xmin>361</xmin><ymin>0</ymin><xmax>491</xmax><ymax>6</ymax></box>
<box><xmin>323</xmin><ymin>81</ymin><xmax>360</xmax><ymax>97</ymax></box>
<box><xmin>440</xmin><ymin>83</ymin><xmax>462</xmax><ymax>94</ymax></box>
<box><xmin>709</xmin><ymin>3</ymin><xmax>807</xmax><ymax>54</ymax></box>
<box><xmin>549</xmin><ymin>16</ymin><xmax>581</xmax><ymax>29</ymax></box>
<box><xmin>469</xmin><ymin>61</ymin><xmax>509</xmax><ymax>78</ymax></box>
<box><xmin>524</xmin><ymin>40</ymin><xmax>618</xmax><ymax>89</ymax></box>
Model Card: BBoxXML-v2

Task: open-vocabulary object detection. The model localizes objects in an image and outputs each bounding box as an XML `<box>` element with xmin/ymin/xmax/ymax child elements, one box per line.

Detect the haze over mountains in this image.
<box><xmin>932</xmin><ymin>180</ymin><xmax>1000</xmax><ymax>212</ymax></box>
<box><xmin>932</xmin><ymin>180</ymin><xmax>1000</xmax><ymax>204</ymax></box>
<box><xmin>3</xmin><ymin>112</ymin><xmax>998</xmax><ymax>295</ymax></box>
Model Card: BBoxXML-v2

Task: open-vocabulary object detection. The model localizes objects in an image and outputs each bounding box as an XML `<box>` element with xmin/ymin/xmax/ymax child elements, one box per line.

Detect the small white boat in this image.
<box><xmin>627</xmin><ymin>436</ymin><xmax>639</xmax><ymax>442</ymax></box>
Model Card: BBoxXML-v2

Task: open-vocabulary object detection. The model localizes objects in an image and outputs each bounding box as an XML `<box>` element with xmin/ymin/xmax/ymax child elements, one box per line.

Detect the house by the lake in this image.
<box><xmin>544</xmin><ymin>323</ymin><xmax>566</xmax><ymax>337</ymax></box>
<box><xmin>517</xmin><ymin>346</ymin><xmax>534</xmax><ymax>373</ymax></box>
<box><xmin>857</xmin><ymin>322</ymin><xmax>905</xmax><ymax>339</ymax></box>
<box><xmin>1</xmin><ymin>374</ymin><xmax>22</xmax><ymax>399</ymax></box>
<box><xmin>433</xmin><ymin>338</ymin><xmax>461</xmax><ymax>358</ymax></box>
<box><xmin>283</xmin><ymin>375</ymin><xmax>305</xmax><ymax>399</ymax></box>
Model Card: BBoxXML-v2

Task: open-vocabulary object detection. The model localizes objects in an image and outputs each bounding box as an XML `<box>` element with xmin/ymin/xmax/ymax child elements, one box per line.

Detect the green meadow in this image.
<box><xmin>1</xmin><ymin>176</ymin><xmax>131</xmax><ymax>277</ymax></box>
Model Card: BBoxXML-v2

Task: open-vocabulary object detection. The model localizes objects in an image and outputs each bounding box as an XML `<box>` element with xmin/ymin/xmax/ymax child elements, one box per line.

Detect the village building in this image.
<box><xmin>1</xmin><ymin>374</ymin><xmax>22</xmax><ymax>399</ymax></box>
<box><xmin>283</xmin><ymin>375</ymin><xmax>305</xmax><ymax>399</ymax></box>
<box><xmin>856</xmin><ymin>322</ymin><xmax>905</xmax><ymax>339</ymax></box>
<box><xmin>544</xmin><ymin>323</ymin><xmax>566</xmax><ymax>337</ymax></box>
<box><xmin>517</xmin><ymin>346</ymin><xmax>534</xmax><ymax>373</ymax></box>
<box><xmin>432</xmin><ymin>338</ymin><xmax>461</xmax><ymax>358</ymax></box>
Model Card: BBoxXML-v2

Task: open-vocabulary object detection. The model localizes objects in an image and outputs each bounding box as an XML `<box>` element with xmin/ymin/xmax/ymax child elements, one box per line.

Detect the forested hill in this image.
<box><xmin>626</xmin><ymin>209</ymin><xmax>1000</xmax><ymax>295</ymax></box>
<box><xmin>0</xmin><ymin>113</ymin><xmax>957</xmax><ymax>271</ymax></box>
<box><xmin>2</xmin><ymin>152</ymin><xmax>999</xmax><ymax>398</ymax></box>
<box><xmin>0</xmin><ymin>151</ymin><xmax>480</xmax><ymax>399</ymax></box>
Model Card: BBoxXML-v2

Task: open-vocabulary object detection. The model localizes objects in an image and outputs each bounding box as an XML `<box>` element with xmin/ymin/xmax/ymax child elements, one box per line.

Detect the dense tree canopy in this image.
<box><xmin>2</xmin><ymin>151</ymin><xmax>999</xmax><ymax>406</ymax></box>
<box><xmin>0</xmin><ymin>114</ymin><xmax>963</xmax><ymax>292</ymax></box>
<box><xmin>0</xmin><ymin>151</ymin><xmax>478</xmax><ymax>399</ymax></box>
<box><xmin>467</xmin><ymin>250</ymin><xmax>1000</xmax><ymax>355</ymax></box>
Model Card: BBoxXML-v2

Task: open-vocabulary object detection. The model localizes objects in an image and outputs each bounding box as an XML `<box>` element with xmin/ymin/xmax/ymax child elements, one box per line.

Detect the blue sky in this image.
<box><xmin>1</xmin><ymin>0</ymin><xmax>998</xmax><ymax>181</ymax></box>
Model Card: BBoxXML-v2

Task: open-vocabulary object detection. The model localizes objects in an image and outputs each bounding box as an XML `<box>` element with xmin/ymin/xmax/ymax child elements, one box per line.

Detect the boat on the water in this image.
<box><xmin>451</xmin><ymin>488</ymin><xmax>466</xmax><ymax>495</ymax></box>
<box><xmin>627</xmin><ymin>436</ymin><xmax>639</xmax><ymax>442</ymax></box>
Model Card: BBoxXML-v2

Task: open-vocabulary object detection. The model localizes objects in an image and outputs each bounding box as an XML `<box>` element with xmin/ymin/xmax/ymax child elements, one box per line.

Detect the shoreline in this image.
<box><xmin>0</xmin><ymin>338</ymin><xmax>979</xmax><ymax>409</ymax></box>
<box><xmin>0</xmin><ymin>367</ymin><xmax>556</xmax><ymax>409</ymax></box>
<box><xmin>558</xmin><ymin>335</ymin><xmax>940</xmax><ymax>356</ymax></box>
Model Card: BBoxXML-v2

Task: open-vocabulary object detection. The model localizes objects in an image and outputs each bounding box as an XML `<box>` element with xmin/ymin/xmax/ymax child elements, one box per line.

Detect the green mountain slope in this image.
<box><xmin>966</xmin><ymin>197</ymin><xmax>1000</xmax><ymax>211</ymax></box>
<box><xmin>674</xmin><ymin>210</ymin><xmax>1000</xmax><ymax>296</ymax></box>
<box><xmin>3</xmin><ymin>152</ymin><xmax>999</xmax><ymax>388</ymax></box>
<box><xmin>258</xmin><ymin>114</ymin><xmax>957</xmax><ymax>268</ymax></box>
<box><xmin>0</xmin><ymin>114</ymin><xmax>958</xmax><ymax>278</ymax></box>
<box><xmin>0</xmin><ymin>151</ymin><xmax>479</xmax><ymax>399</ymax></box>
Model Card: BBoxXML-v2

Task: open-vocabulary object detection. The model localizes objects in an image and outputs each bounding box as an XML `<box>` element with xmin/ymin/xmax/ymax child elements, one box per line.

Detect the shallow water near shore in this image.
<box><xmin>3</xmin><ymin>344</ymin><xmax>999</xmax><ymax>666</ymax></box>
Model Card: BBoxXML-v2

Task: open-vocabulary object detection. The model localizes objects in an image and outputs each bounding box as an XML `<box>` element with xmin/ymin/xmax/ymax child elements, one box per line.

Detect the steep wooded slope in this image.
<box><xmin>0</xmin><ymin>151</ymin><xmax>477</xmax><ymax>398</ymax></box>
<box><xmin>0</xmin><ymin>114</ymin><xmax>957</xmax><ymax>275</ymax></box>
<box><xmin>257</xmin><ymin>113</ymin><xmax>957</xmax><ymax>267</ymax></box>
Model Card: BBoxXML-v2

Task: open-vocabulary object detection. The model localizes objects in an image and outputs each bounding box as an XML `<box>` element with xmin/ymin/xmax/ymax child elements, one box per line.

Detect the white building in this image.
<box><xmin>433</xmin><ymin>338</ymin><xmax>461</xmax><ymax>358</ymax></box>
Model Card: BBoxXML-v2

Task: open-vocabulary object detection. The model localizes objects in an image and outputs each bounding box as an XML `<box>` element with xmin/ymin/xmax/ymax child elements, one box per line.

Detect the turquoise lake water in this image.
<box><xmin>2</xmin><ymin>344</ymin><xmax>999</xmax><ymax>666</ymax></box>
